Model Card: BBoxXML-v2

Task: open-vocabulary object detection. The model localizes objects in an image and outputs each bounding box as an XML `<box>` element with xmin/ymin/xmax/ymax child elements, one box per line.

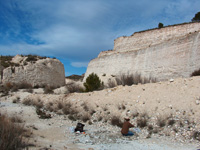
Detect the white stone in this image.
<box><xmin>1</xmin><ymin>56</ymin><xmax>65</xmax><ymax>87</ymax></box>
<box><xmin>196</xmin><ymin>100</ymin><xmax>200</xmax><ymax>105</ymax></box>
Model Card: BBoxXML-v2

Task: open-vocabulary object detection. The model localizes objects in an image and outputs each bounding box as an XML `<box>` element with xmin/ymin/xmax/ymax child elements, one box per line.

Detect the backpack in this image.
<box><xmin>74</xmin><ymin>123</ymin><xmax>85</xmax><ymax>132</ymax></box>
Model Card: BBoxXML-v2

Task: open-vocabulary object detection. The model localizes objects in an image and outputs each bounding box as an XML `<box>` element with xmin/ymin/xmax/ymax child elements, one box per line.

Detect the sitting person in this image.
<box><xmin>121</xmin><ymin>117</ymin><xmax>134</xmax><ymax>136</ymax></box>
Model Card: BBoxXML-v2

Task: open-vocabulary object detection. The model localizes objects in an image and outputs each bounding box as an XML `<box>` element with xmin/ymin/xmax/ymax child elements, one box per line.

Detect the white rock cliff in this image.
<box><xmin>84</xmin><ymin>22</ymin><xmax>200</xmax><ymax>84</ymax></box>
<box><xmin>0</xmin><ymin>55</ymin><xmax>65</xmax><ymax>87</ymax></box>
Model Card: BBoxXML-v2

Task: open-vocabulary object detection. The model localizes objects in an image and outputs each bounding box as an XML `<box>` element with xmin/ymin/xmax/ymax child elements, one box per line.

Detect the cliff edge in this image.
<box><xmin>84</xmin><ymin>22</ymin><xmax>200</xmax><ymax>84</ymax></box>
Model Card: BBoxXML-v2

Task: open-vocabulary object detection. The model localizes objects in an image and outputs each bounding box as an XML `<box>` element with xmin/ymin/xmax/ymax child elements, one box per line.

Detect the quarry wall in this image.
<box><xmin>84</xmin><ymin>22</ymin><xmax>200</xmax><ymax>84</ymax></box>
<box><xmin>1</xmin><ymin>56</ymin><xmax>66</xmax><ymax>87</ymax></box>
<box><xmin>114</xmin><ymin>22</ymin><xmax>200</xmax><ymax>52</ymax></box>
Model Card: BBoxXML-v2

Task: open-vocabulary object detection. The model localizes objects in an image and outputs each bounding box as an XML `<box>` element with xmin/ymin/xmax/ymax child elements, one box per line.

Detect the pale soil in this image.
<box><xmin>1</xmin><ymin>76</ymin><xmax>200</xmax><ymax>150</ymax></box>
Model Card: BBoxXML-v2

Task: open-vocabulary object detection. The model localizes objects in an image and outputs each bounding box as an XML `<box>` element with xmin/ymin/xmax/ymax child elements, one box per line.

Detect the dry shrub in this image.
<box><xmin>117</xmin><ymin>103</ymin><xmax>126</xmax><ymax>110</ymax></box>
<box><xmin>110</xmin><ymin>116</ymin><xmax>123</xmax><ymax>127</ymax></box>
<box><xmin>44</xmin><ymin>85</ymin><xmax>54</xmax><ymax>94</ymax></box>
<box><xmin>57</xmin><ymin>101</ymin><xmax>64</xmax><ymax>110</ymax></box>
<box><xmin>62</xmin><ymin>102</ymin><xmax>72</xmax><ymax>115</ymax></box>
<box><xmin>68</xmin><ymin>115</ymin><xmax>77</xmax><ymax>121</ymax></box>
<box><xmin>132</xmin><ymin>111</ymin><xmax>139</xmax><ymax>118</ymax></box>
<box><xmin>81</xmin><ymin>113</ymin><xmax>91</xmax><ymax>122</ymax></box>
<box><xmin>22</xmin><ymin>98</ymin><xmax>43</xmax><ymax>109</ymax></box>
<box><xmin>0</xmin><ymin>113</ymin><xmax>29</xmax><ymax>150</ymax></box>
<box><xmin>65</xmin><ymin>82</ymin><xmax>82</xmax><ymax>93</ymax></box>
<box><xmin>90</xmin><ymin>109</ymin><xmax>96</xmax><ymax>116</ymax></box>
<box><xmin>168</xmin><ymin>119</ymin><xmax>176</xmax><ymax>126</ymax></box>
<box><xmin>45</xmin><ymin>102</ymin><xmax>54</xmax><ymax>112</ymax></box>
<box><xmin>98</xmin><ymin>116</ymin><xmax>103</xmax><ymax>121</ymax></box>
<box><xmin>12</xmin><ymin>96</ymin><xmax>20</xmax><ymax>103</ymax></box>
<box><xmin>22</xmin><ymin>98</ymin><xmax>33</xmax><ymax>106</ymax></box>
<box><xmin>148</xmin><ymin>124</ymin><xmax>154</xmax><ymax>131</ymax></box>
<box><xmin>116</xmin><ymin>73</ymin><xmax>156</xmax><ymax>86</ymax></box>
<box><xmin>137</xmin><ymin>112</ymin><xmax>148</xmax><ymax>128</ymax></box>
<box><xmin>10</xmin><ymin>116</ymin><xmax>23</xmax><ymax>123</ymax></box>
<box><xmin>107</xmin><ymin>79</ymin><xmax>116</xmax><ymax>88</ymax></box>
<box><xmin>157</xmin><ymin>117</ymin><xmax>166</xmax><ymax>127</ymax></box>
<box><xmin>36</xmin><ymin>108</ymin><xmax>51</xmax><ymax>119</ymax></box>
<box><xmin>193</xmin><ymin>131</ymin><xmax>200</xmax><ymax>141</ymax></box>
<box><xmin>17</xmin><ymin>82</ymin><xmax>32</xmax><ymax>89</ymax></box>
<box><xmin>137</xmin><ymin>117</ymin><xmax>148</xmax><ymax>128</ymax></box>
<box><xmin>33</xmin><ymin>99</ymin><xmax>44</xmax><ymax>109</ymax></box>
<box><xmin>82</xmin><ymin>102</ymin><xmax>89</xmax><ymax>111</ymax></box>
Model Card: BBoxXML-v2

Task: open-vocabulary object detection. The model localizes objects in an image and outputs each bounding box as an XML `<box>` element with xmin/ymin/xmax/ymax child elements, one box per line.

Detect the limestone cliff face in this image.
<box><xmin>84</xmin><ymin>22</ymin><xmax>200</xmax><ymax>83</ymax></box>
<box><xmin>1</xmin><ymin>55</ymin><xmax>65</xmax><ymax>87</ymax></box>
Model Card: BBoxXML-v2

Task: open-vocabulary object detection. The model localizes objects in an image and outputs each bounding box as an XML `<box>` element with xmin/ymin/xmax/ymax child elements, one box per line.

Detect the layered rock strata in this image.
<box><xmin>84</xmin><ymin>22</ymin><xmax>200</xmax><ymax>84</ymax></box>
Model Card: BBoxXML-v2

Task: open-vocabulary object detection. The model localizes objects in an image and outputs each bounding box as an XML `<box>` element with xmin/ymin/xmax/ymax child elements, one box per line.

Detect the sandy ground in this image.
<box><xmin>1</xmin><ymin>76</ymin><xmax>200</xmax><ymax>150</ymax></box>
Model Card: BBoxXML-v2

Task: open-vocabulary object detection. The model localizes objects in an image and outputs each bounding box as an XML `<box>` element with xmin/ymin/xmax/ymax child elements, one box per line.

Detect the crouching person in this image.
<box><xmin>121</xmin><ymin>117</ymin><xmax>134</xmax><ymax>136</ymax></box>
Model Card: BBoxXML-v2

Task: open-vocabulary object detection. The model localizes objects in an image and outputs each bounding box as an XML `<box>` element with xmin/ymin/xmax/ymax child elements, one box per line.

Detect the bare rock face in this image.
<box><xmin>84</xmin><ymin>22</ymin><xmax>200</xmax><ymax>84</ymax></box>
<box><xmin>1</xmin><ymin>55</ymin><xmax>65</xmax><ymax>87</ymax></box>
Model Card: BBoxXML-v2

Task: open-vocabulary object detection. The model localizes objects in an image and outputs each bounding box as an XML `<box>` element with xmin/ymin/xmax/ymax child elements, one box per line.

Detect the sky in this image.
<box><xmin>0</xmin><ymin>0</ymin><xmax>199</xmax><ymax>76</ymax></box>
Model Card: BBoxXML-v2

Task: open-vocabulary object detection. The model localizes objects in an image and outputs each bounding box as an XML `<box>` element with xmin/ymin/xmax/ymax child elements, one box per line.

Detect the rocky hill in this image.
<box><xmin>0</xmin><ymin>55</ymin><xmax>65</xmax><ymax>88</ymax></box>
<box><xmin>84</xmin><ymin>22</ymin><xmax>200</xmax><ymax>85</ymax></box>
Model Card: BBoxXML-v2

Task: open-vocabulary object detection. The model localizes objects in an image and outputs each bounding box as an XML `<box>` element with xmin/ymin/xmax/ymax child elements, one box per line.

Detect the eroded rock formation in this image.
<box><xmin>84</xmin><ymin>22</ymin><xmax>200</xmax><ymax>84</ymax></box>
<box><xmin>0</xmin><ymin>55</ymin><xmax>65</xmax><ymax>87</ymax></box>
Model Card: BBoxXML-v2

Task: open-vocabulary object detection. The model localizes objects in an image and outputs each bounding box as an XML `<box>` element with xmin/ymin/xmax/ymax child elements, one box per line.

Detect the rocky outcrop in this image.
<box><xmin>84</xmin><ymin>22</ymin><xmax>200</xmax><ymax>83</ymax></box>
<box><xmin>1</xmin><ymin>55</ymin><xmax>65</xmax><ymax>87</ymax></box>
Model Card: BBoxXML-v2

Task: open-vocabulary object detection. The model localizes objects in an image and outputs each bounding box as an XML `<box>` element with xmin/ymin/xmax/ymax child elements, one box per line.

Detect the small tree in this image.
<box><xmin>192</xmin><ymin>12</ymin><xmax>200</xmax><ymax>22</ymax></box>
<box><xmin>84</xmin><ymin>73</ymin><xmax>103</xmax><ymax>92</ymax></box>
<box><xmin>158</xmin><ymin>22</ymin><xmax>164</xmax><ymax>28</ymax></box>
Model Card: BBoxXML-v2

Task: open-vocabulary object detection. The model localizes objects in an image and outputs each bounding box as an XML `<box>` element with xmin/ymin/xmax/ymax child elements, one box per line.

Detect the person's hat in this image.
<box><xmin>124</xmin><ymin>117</ymin><xmax>130</xmax><ymax>121</ymax></box>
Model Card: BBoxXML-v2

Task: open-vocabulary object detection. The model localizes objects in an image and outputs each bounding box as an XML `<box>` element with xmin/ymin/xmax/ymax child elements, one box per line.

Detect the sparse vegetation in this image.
<box><xmin>157</xmin><ymin>116</ymin><xmax>166</xmax><ymax>127</ymax></box>
<box><xmin>65</xmin><ymin>82</ymin><xmax>82</xmax><ymax>93</ymax></box>
<box><xmin>191</xmin><ymin>68</ymin><xmax>200</xmax><ymax>76</ymax></box>
<box><xmin>0</xmin><ymin>113</ymin><xmax>30</xmax><ymax>150</ymax></box>
<box><xmin>84</xmin><ymin>73</ymin><xmax>104</xmax><ymax>92</ymax></box>
<box><xmin>107</xmin><ymin>79</ymin><xmax>116</xmax><ymax>88</ymax></box>
<box><xmin>192</xmin><ymin>131</ymin><xmax>200</xmax><ymax>141</ymax></box>
<box><xmin>137</xmin><ymin>117</ymin><xmax>148</xmax><ymax>128</ymax></box>
<box><xmin>110</xmin><ymin>116</ymin><xmax>123</xmax><ymax>127</ymax></box>
<box><xmin>36</xmin><ymin>108</ymin><xmax>51</xmax><ymax>119</ymax></box>
<box><xmin>158</xmin><ymin>22</ymin><xmax>164</xmax><ymax>28</ymax></box>
<box><xmin>81</xmin><ymin>113</ymin><xmax>91</xmax><ymax>122</ymax></box>
<box><xmin>192</xmin><ymin>11</ymin><xmax>200</xmax><ymax>22</ymax></box>
<box><xmin>115</xmin><ymin>73</ymin><xmax>156</xmax><ymax>86</ymax></box>
<box><xmin>44</xmin><ymin>85</ymin><xmax>54</xmax><ymax>94</ymax></box>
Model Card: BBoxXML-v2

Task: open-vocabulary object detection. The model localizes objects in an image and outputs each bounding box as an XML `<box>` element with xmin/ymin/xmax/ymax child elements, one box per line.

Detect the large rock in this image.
<box><xmin>1</xmin><ymin>55</ymin><xmax>65</xmax><ymax>87</ymax></box>
<box><xmin>84</xmin><ymin>22</ymin><xmax>200</xmax><ymax>84</ymax></box>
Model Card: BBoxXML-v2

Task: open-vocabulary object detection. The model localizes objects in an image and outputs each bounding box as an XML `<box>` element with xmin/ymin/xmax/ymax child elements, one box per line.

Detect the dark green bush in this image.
<box><xmin>191</xmin><ymin>68</ymin><xmax>200</xmax><ymax>77</ymax></box>
<box><xmin>84</xmin><ymin>73</ymin><xmax>103</xmax><ymax>92</ymax></box>
<box><xmin>158</xmin><ymin>22</ymin><xmax>164</xmax><ymax>28</ymax></box>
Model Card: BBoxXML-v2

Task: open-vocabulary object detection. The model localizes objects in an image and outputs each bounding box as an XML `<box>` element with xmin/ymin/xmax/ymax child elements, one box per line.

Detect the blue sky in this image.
<box><xmin>0</xmin><ymin>0</ymin><xmax>199</xmax><ymax>76</ymax></box>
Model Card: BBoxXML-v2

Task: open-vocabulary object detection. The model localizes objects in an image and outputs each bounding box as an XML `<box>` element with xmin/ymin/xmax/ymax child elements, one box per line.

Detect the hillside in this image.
<box><xmin>0</xmin><ymin>76</ymin><xmax>200</xmax><ymax>149</ymax></box>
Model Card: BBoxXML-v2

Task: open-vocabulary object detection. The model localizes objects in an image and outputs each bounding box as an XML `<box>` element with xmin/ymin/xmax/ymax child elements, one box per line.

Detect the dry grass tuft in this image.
<box><xmin>157</xmin><ymin>117</ymin><xmax>166</xmax><ymax>127</ymax></box>
<box><xmin>43</xmin><ymin>85</ymin><xmax>54</xmax><ymax>94</ymax></box>
<box><xmin>81</xmin><ymin>113</ymin><xmax>91</xmax><ymax>122</ymax></box>
<box><xmin>110</xmin><ymin>116</ymin><xmax>123</xmax><ymax>127</ymax></box>
<box><xmin>65</xmin><ymin>82</ymin><xmax>82</xmax><ymax>93</ymax></box>
<box><xmin>0</xmin><ymin>113</ymin><xmax>30</xmax><ymax>150</ymax></box>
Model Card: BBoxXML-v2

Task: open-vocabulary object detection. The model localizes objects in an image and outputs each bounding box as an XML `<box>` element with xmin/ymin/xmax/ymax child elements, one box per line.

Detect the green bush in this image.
<box><xmin>84</xmin><ymin>73</ymin><xmax>103</xmax><ymax>92</ymax></box>
<box><xmin>191</xmin><ymin>68</ymin><xmax>200</xmax><ymax>77</ymax></box>
<box><xmin>158</xmin><ymin>22</ymin><xmax>164</xmax><ymax>28</ymax></box>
